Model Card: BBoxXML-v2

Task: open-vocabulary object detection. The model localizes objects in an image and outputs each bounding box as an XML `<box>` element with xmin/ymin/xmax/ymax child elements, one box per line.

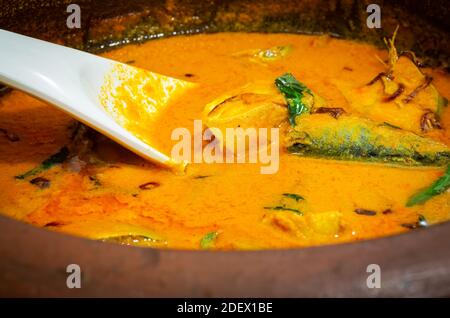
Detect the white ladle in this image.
<box><xmin>0</xmin><ymin>29</ymin><xmax>191</xmax><ymax>171</ymax></box>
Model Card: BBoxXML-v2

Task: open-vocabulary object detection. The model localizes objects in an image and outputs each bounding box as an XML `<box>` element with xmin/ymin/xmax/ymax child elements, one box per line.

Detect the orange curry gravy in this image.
<box><xmin>0</xmin><ymin>33</ymin><xmax>449</xmax><ymax>249</ymax></box>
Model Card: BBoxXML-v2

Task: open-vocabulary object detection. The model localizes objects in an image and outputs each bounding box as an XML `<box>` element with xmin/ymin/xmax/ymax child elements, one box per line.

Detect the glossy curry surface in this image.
<box><xmin>0</xmin><ymin>33</ymin><xmax>449</xmax><ymax>250</ymax></box>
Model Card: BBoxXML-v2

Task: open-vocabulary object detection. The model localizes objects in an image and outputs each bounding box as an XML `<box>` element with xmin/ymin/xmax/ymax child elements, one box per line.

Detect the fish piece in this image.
<box><xmin>334</xmin><ymin>29</ymin><xmax>444</xmax><ymax>135</ymax></box>
<box><xmin>286</xmin><ymin>113</ymin><xmax>450</xmax><ymax>166</ymax></box>
<box><xmin>203</xmin><ymin>76</ymin><xmax>325</xmax><ymax>132</ymax></box>
<box><xmin>203</xmin><ymin>81</ymin><xmax>288</xmax><ymax>131</ymax></box>
<box><xmin>204</xmin><ymin>73</ymin><xmax>449</xmax><ymax>167</ymax></box>
<box><xmin>335</xmin><ymin>58</ymin><xmax>442</xmax><ymax>135</ymax></box>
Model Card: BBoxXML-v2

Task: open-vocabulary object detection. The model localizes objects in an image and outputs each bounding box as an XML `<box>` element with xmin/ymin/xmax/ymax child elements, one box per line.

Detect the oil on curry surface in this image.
<box><xmin>0</xmin><ymin>33</ymin><xmax>449</xmax><ymax>250</ymax></box>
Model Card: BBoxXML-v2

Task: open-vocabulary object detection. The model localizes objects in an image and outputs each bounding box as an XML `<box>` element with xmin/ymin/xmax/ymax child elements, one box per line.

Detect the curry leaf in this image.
<box><xmin>406</xmin><ymin>165</ymin><xmax>450</xmax><ymax>206</ymax></box>
<box><xmin>275</xmin><ymin>73</ymin><xmax>312</xmax><ymax>126</ymax></box>
<box><xmin>264</xmin><ymin>206</ymin><xmax>303</xmax><ymax>215</ymax></box>
<box><xmin>200</xmin><ymin>231</ymin><xmax>219</xmax><ymax>249</ymax></box>
<box><xmin>282</xmin><ymin>193</ymin><xmax>304</xmax><ymax>202</ymax></box>
<box><xmin>15</xmin><ymin>146</ymin><xmax>69</xmax><ymax>180</ymax></box>
<box><xmin>382</xmin><ymin>122</ymin><xmax>401</xmax><ymax>129</ymax></box>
